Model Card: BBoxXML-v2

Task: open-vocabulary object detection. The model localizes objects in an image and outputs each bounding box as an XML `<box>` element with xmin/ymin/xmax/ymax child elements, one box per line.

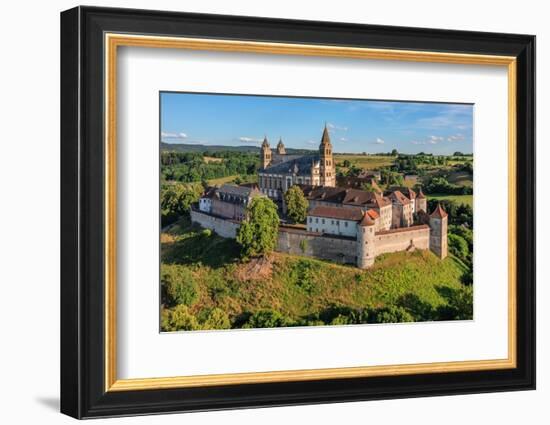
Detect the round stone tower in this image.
<box><xmin>429</xmin><ymin>203</ymin><xmax>448</xmax><ymax>259</ymax></box>
<box><xmin>357</xmin><ymin>211</ymin><xmax>376</xmax><ymax>269</ymax></box>
<box><xmin>261</xmin><ymin>136</ymin><xmax>271</xmax><ymax>169</ymax></box>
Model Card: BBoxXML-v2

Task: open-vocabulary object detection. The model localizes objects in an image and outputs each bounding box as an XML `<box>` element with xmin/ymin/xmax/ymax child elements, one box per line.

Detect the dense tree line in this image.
<box><xmin>160</xmin><ymin>182</ymin><xmax>203</xmax><ymax>227</ymax></box>
<box><xmin>427</xmin><ymin>199</ymin><xmax>473</xmax><ymax>228</ymax></box>
<box><xmin>424</xmin><ymin>175</ymin><xmax>473</xmax><ymax>195</ymax></box>
<box><xmin>161</xmin><ymin>151</ymin><xmax>259</xmax><ymax>183</ymax></box>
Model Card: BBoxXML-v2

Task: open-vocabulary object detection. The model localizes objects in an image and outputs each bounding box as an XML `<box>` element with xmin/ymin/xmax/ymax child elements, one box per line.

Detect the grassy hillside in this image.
<box><xmin>161</xmin><ymin>218</ymin><xmax>472</xmax><ymax>331</ymax></box>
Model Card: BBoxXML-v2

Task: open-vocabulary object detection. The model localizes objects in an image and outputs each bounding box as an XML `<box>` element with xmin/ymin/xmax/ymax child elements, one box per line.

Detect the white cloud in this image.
<box><xmin>327</xmin><ymin>122</ymin><xmax>348</xmax><ymax>131</ymax></box>
<box><xmin>374</xmin><ymin>137</ymin><xmax>385</xmax><ymax>145</ymax></box>
<box><xmin>429</xmin><ymin>135</ymin><xmax>444</xmax><ymax>144</ymax></box>
<box><xmin>306</xmin><ymin>140</ymin><xmax>317</xmax><ymax>145</ymax></box>
<box><xmin>411</xmin><ymin>140</ymin><xmax>427</xmax><ymax>145</ymax></box>
<box><xmin>238</xmin><ymin>136</ymin><xmax>263</xmax><ymax>144</ymax></box>
<box><xmin>161</xmin><ymin>131</ymin><xmax>188</xmax><ymax>140</ymax></box>
<box><xmin>339</xmin><ymin>137</ymin><xmax>348</xmax><ymax>142</ymax></box>
<box><xmin>447</xmin><ymin>134</ymin><xmax>465</xmax><ymax>142</ymax></box>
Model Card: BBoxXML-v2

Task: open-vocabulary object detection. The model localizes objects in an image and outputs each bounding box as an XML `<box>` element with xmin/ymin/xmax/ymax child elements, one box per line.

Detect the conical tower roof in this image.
<box><xmin>320</xmin><ymin>123</ymin><xmax>332</xmax><ymax>146</ymax></box>
<box><xmin>417</xmin><ymin>188</ymin><xmax>426</xmax><ymax>199</ymax></box>
<box><xmin>277</xmin><ymin>137</ymin><xmax>284</xmax><ymax>148</ymax></box>
<box><xmin>430</xmin><ymin>203</ymin><xmax>448</xmax><ymax>218</ymax></box>
<box><xmin>359</xmin><ymin>210</ymin><xmax>375</xmax><ymax>227</ymax></box>
<box><xmin>261</xmin><ymin>135</ymin><xmax>269</xmax><ymax>148</ymax></box>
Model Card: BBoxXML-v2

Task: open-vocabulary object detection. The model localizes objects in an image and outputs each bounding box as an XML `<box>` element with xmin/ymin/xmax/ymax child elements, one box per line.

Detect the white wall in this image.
<box><xmin>307</xmin><ymin>215</ymin><xmax>358</xmax><ymax>237</ymax></box>
<box><xmin>0</xmin><ymin>1</ymin><xmax>546</xmax><ymax>424</ymax></box>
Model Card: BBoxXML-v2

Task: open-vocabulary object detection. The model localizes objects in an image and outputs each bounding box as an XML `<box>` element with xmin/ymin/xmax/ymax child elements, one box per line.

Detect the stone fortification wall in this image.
<box><xmin>277</xmin><ymin>227</ymin><xmax>357</xmax><ymax>265</ymax></box>
<box><xmin>374</xmin><ymin>224</ymin><xmax>430</xmax><ymax>256</ymax></box>
<box><xmin>190</xmin><ymin>209</ymin><xmax>239</xmax><ymax>239</ymax></box>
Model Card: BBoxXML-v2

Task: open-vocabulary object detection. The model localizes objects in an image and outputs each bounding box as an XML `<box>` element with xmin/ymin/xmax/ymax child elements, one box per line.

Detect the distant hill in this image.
<box><xmin>160</xmin><ymin>142</ymin><xmax>314</xmax><ymax>155</ymax></box>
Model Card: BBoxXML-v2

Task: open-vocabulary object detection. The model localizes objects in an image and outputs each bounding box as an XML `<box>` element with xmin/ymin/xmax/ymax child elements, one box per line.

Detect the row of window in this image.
<box><xmin>219</xmin><ymin>194</ymin><xmax>247</xmax><ymax>204</ymax></box>
<box><xmin>308</xmin><ymin>217</ymin><xmax>349</xmax><ymax>227</ymax></box>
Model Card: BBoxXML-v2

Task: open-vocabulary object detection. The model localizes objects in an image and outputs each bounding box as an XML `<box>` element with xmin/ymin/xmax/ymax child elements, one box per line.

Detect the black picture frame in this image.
<box><xmin>60</xmin><ymin>5</ymin><xmax>536</xmax><ymax>419</ymax></box>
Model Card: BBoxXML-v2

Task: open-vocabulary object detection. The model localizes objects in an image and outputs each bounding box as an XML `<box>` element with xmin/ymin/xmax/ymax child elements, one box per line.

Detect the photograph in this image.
<box><xmin>159</xmin><ymin>93</ymin><xmax>475</xmax><ymax>332</ymax></box>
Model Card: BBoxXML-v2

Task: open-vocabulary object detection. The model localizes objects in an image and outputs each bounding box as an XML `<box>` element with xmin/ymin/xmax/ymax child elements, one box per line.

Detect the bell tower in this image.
<box><xmin>261</xmin><ymin>136</ymin><xmax>271</xmax><ymax>169</ymax></box>
<box><xmin>276</xmin><ymin>137</ymin><xmax>286</xmax><ymax>155</ymax></box>
<box><xmin>319</xmin><ymin>124</ymin><xmax>335</xmax><ymax>187</ymax></box>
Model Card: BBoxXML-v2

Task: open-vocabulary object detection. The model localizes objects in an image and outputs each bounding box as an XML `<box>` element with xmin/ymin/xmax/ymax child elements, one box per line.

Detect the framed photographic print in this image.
<box><xmin>60</xmin><ymin>6</ymin><xmax>536</xmax><ymax>419</ymax></box>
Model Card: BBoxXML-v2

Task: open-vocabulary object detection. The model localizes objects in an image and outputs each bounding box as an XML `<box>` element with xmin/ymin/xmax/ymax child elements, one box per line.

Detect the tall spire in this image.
<box><xmin>276</xmin><ymin>137</ymin><xmax>286</xmax><ymax>155</ymax></box>
<box><xmin>261</xmin><ymin>135</ymin><xmax>269</xmax><ymax>148</ymax></box>
<box><xmin>320</xmin><ymin>123</ymin><xmax>332</xmax><ymax>147</ymax></box>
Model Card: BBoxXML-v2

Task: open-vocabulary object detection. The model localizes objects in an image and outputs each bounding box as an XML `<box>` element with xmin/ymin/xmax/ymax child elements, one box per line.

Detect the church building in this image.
<box><xmin>257</xmin><ymin>125</ymin><xmax>336</xmax><ymax>199</ymax></box>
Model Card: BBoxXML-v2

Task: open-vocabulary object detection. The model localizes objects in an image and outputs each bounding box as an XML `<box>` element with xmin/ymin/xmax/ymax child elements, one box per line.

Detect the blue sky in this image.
<box><xmin>160</xmin><ymin>92</ymin><xmax>473</xmax><ymax>155</ymax></box>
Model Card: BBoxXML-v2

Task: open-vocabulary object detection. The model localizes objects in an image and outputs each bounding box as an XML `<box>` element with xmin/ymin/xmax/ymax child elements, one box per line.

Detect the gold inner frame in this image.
<box><xmin>104</xmin><ymin>33</ymin><xmax>517</xmax><ymax>392</ymax></box>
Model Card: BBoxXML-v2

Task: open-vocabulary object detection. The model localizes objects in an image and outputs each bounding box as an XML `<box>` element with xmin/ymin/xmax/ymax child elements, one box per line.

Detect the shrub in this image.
<box><xmin>449</xmin><ymin>225</ymin><xmax>473</xmax><ymax>251</ymax></box>
<box><xmin>161</xmin><ymin>264</ymin><xmax>199</xmax><ymax>307</ymax></box>
<box><xmin>370</xmin><ymin>306</ymin><xmax>414</xmax><ymax>324</ymax></box>
<box><xmin>448</xmin><ymin>234</ymin><xmax>470</xmax><ymax>264</ymax></box>
<box><xmin>319</xmin><ymin>306</ymin><xmax>369</xmax><ymax>325</ymax></box>
<box><xmin>290</xmin><ymin>260</ymin><xmax>317</xmax><ymax>293</ymax></box>
<box><xmin>243</xmin><ymin>309</ymin><xmax>293</xmax><ymax>329</ymax></box>
<box><xmin>436</xmin><ymin>286</ymin><xmax>473</xmax><ymax>320</ymax></box>
<box><xmin>161</xmin><ymin>305</ymin><xmax>200</xmax><ymax>331</ymax></box>
<box><xmin>330</xmin><ymin>314</ymin><xmax>353</xmax><ymax>326</ymax></box>
<box><xmin>200</xmin><ymin>308</ymin><xmax>231</xmax><ymax>330</ymax></box>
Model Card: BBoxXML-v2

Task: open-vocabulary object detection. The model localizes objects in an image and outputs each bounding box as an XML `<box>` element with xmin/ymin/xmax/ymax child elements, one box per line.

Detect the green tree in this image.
<box><xmin>243</xmin><ymin>309</ymin><xmax>292</xmax><ymax>328</ymax></box>
<box><xmin>161</xmin><ymin>305</ymin><xmax>200</xmax><ymax>331</ymax></box>
<box><xmin>161</xmin><ymin>264</ymin><xmax>199</xmax><ymax>307</ymax></box>
<box><xmin>360</xmin><ymin>182</ymin><xmax>377</xmax><ymax>193</ymax></box>
<box><xmin>448</xmin><ymin>234</ymin><xmax>470</xmax><ymax>263</ymax></box>
<box><xmin>437</xmin><ymin>286</ymin><xmax>473</xmax><ymax>320</ymax></box>
<box><xmin>200</xmin><ymin>308</ymin><xmax>231</xmax><ymax>330</ymax></box>
<box><xmin>391</xmin><ymin>148</ymin><xmax>398</xmax><ymax>156</ymax></box>
<box><xmin>370</xmin><ymin>306</ymin><xmax>414</xmax><ymax>324</ymax></box>
<box><xmin>284</xmin><ymin>185</ymin><xmax>309</xmax><ymax>223</ymax></box>
<box><xmin>236</xmin><ymin>197</ymin><xmax>280</xmax><ymax>258</ymax></box>
<box><xmin>160</xmin><ymin>182</ymin><xmax>202</xmax><ymax>226</ymax></box>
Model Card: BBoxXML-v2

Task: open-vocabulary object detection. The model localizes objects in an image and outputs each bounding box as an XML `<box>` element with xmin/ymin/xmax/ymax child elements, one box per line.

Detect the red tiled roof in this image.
<box><xmin>299</xmin><ymin>185</ymin><xmax>391</xmax><ymax>208</ymax></box>
<box><xmin>389</xmin><ymin>190</ymin><xmax>411</xmax><ymax>205</ymax></box>
<box><xmin>359</xmin><ymin>212</ymin><xmax>375</xmax><ymax>227</ymax></box>
<box><xmin>367</xmin><ymin>209</ymin><xmax>379</xmax><ymax>219</ymax></box>
<box><xmin>308</xmin><ymin>205</ymin><xmax>364</xmax><ymax>221</ymax></box>
<box><xmin>430</xmin><ymin>203</ymin><xmax>448</xmax><ymax>218</ymax></box>
<box><xmin>417</xmin><ymin>188</ymin><xmax>426</xmax><ymax>199</ymax></box>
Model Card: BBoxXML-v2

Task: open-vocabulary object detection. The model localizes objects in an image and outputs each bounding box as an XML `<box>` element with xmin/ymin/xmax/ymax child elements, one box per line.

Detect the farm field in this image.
<box><xmin>207</xmin><ymin>175</ymin><xmax>238</xmax><ymax>185</ymax></box>
<box><xmin>428</xmin><ymin>194</ymin><xmax>473</xmax><ymax>207</ymax></box>
<box><xmin>334</xmin><ymin>154</ymin><xmax>395</xmax><ymax>171</ymax></box>
<box><xmin>447</xmin><ymin>170</ymin><xmax>473</xmax><ymax>187</ymax></box>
